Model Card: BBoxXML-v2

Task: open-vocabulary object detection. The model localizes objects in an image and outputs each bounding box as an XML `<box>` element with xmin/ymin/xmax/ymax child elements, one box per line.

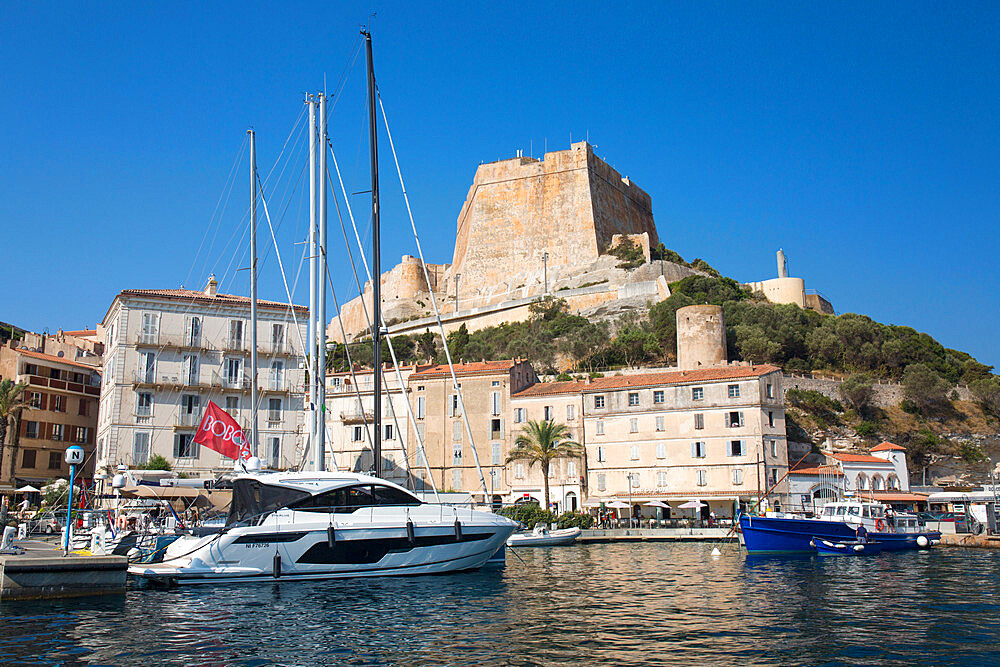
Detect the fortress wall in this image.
<box><xmin>588</xmin><ymin>149</ymin><xmax>658</xmax><ymax>253</ymax></box>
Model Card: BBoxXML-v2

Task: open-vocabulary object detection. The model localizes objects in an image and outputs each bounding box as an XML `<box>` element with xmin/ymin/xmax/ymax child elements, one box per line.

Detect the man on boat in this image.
<box><xmin>856</xmin><ymin>524</ymin><xmax>868</xmax><ymax>543</ymax></box>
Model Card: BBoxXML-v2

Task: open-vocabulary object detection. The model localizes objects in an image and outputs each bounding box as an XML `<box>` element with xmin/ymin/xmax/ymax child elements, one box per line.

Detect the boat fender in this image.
<box><xmin>454</xmin><ymin>519</ymin><xmax>462</xmax><ymax>541</ymax></box>
<box><xmin>809</xmin><ymin>539</ymin><xmax>815</xmax><ymax>547</ymax></box>
<box><xmin>931</xmin><ymin>539</ymin><xmax>939</xmax><ymax>546</ymax></box>
<box><xmin>273</xmin><ymin>552</ymin><xmax>281</xmax><ymax>579</ymax></box>
<box><xmin>406</xmin><ymin>519</ymin><xmax>416</xmax><ymax>545</ymax></box>
<box><xmin>875</xmin><ymin>519</ymin><xmax>885</xmax><ymax>531</ymax></box>
<box><xmin>327</xmin><ymin>525</ymin><xmax>336</xmax><ymax>548</ymax></box>
<box><xmin>916</xmin><ymin>535</ymin><xmax>929</xmax><ymax>548</ymax></box>
<box><xmin>853</xmin><ymin>545</ymin><xmax>864</xmax><ymax>552</ymax></box>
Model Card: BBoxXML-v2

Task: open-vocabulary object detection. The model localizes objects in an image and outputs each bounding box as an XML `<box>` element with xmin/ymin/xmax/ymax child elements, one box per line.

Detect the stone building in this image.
<box><xmin>0</xmin><ymin>344</ymin><xmax>101</xmax><ymax>488</ymax></box>
<box><xmin>746</xmin><ymin>249</ymin><xmax>834</xmax><ymax>315</ymax></box>
<box><xmin>512</xmin><ymin>365</ymin><xmax>789</xmax><ymax>518</ymax></box>
<box><xmin>95</xmin><ymin>277</ymin><xmax>308</xmax><ymax>475</ymax></box>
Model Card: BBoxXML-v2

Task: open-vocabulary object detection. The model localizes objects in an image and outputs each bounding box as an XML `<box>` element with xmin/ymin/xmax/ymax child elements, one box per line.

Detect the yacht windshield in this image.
<box><xmin>291</xmin><ymin>483</ymin><xmax>422</xmax><ymax>514</ymax></box>
<box><xmin>227</xmin><ymin>479</ymin><xmax>311</xmax><ymax>525</ymax></box>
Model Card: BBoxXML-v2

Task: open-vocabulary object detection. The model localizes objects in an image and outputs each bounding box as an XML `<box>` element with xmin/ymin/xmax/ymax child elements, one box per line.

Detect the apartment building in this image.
<box><xmin>0</xmin><ymin>343</ymin><xmax>101</xmax><ymax>486</ymax></box>
<box><xmin>96</xmin><ymin>277</ymin><xmax>308</xmax><ymax>475</ymax></box>
<box><xmin>513</xmin><ymin>365</ymin><xmax>789</xmax><ymax>517</ymax></box>
<box><xmin>406</xmin><ymin>360</ymin><xmax>537</xmax><ymax>502</ymax></box>
<box><xmin>325</xmin><ymin>364</ymin><xmax>432</xmax><ymax>488</ymax></box>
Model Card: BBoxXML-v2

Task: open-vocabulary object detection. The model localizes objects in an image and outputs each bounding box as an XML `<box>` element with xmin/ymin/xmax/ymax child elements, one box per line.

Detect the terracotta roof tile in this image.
<box><xmin>117</xmin><ymin>289</ymin><xmax>308</xmax><ymax>315</ymax></box>
<box><xmin>15</xmin><ymin>349</ymin><xmax>102</xmax><ymax>371</ymax></box>
<box><xmin>788</xmin><ymin>465</ymin><xmax>844</xmax><ymax>477</ymax></box>
<box><xmin>869</xmin><ymin>492</ymin><xmax>928</xmax><ymax>502</ymax></box>
<box><xmin>828</xmin><ymin>451</ymin><xmax>892</xmax><ymax>464</ymax></box>
<box><xmin>62</xmin><ymin>330</ymin><xmax>97</xmax><ymax>337</ymax></box>
<box><xmin>513</xmin><ymin>364</ymin><xmax>781</xmax><ymax>397</ymax></box>
<box><xmin>409</xmin><ymin>359</ymin><xmax>521</xmax><ymax>380</ymax></box>
<box><xmin>870</xmin><ymin>441</ymin><xmax>906</xmax><ymax>452</ymax></box>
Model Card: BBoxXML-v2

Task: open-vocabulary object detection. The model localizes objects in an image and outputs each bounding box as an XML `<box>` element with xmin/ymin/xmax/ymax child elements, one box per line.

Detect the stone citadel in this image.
<box><xmin>329</xmin><ymin>142</ymin><xmax>831</xmax><ymax>343</ymax></box>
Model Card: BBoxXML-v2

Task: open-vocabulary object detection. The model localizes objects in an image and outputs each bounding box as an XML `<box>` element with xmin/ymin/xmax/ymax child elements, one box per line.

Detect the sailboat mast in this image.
<box><xmin>307</xmin><ymin>96</ymin><xmax>318</xmax><ymax>470</ymax></box>
<box><xmin>364</xmin><ymin>30</ymin><xmax>382</xmax><ymax>479</ymax></box>
<box><xmin>317</xmin><ymin>92</ymin><xmax>328</xmax><ymax>472</ymax></box>
<box><xmin>249</xmin><ymin>128</ymin><xmax>259</xmax><ymax>457</ymax></box>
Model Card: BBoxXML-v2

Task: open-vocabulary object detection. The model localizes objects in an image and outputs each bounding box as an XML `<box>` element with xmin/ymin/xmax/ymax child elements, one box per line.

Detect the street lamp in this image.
<box><xmin>489</xmin><ymin>468</ymin><xmax>498</xmax><ymax>509</ymax></box>
<box><xmin>625</xmin><ymin>472</ymin><xmax>635</xmax><ymax>527</ymax></box>
<box><xmin>542</xmin><ymin>253</ymin><xmax>549</xmax><ymax>294</ymax></box>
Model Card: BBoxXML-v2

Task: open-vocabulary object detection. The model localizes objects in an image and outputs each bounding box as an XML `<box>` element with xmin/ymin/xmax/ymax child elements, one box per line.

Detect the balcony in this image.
<box><xmin>147</xmin><ymin>333</ymin><xmax>213</xmax><ymax>352</ymax></box>
<box><xmin>212</xmin><ymin>371</ymin><xmax>252</xmax><ymax>392</ymax></box>
<box><xmin>131</xmin><ymin>371</ymin><xmax>212</xmax><ymax>390</ymax></box>
<box><xmin>175</xmin><ymin>411</ymin><xmax>202</xmax><ymax>428</ymax></box>
<box><xmin>340</xmin><ymin>410</ymin><xmax>374</xmax><ymax>425</ymax></box>
<box><xmin>258</xmin><ymin>340</ymin><xmax>298</xmax><ymax>357</ymax></box>
<box><xmin>223</xmin><ymin>337</ymin><xmax>250</xmax><ymax>354</ymax></box>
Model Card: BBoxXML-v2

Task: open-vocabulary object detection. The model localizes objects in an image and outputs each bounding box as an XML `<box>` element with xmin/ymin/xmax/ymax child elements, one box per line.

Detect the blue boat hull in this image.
<box><xmin>813</xmin><ymin>538</ymin><xmax>884</xmax><ymax>557</ymax></box>
<box><xmin>739</xmin><ymin>515</ymin><xmax>939</xmax><ymax>554</ymax></box>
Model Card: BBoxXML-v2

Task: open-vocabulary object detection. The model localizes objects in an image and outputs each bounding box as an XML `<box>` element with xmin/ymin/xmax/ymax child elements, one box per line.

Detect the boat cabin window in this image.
<box><xmin>836</xmin><ymin>506</ymin><xmax>847</xmax><ymax>516</ymax></box>
<box><xmin>292</xmin><ymin>484</ymin><xmax>421</xmax><ymax>513</ymax></box>
<box><xmin>862</xmin><ymin>507</ymin><xmax>871</xmax><ymax>518</ymax></box>
<box><xmin>847</xmin><ymin>506</ymin><xmax>860</xmax><ymax>516</ymax></box>
<box><xmin>821</xmin><ymin>506</ymin><xmax>836</xmax><ymax>516</ymax></box>
<box><xmin>227</xmin><ymin>480</ymin><xmax>312</xmax><ymax>525</ymax></box>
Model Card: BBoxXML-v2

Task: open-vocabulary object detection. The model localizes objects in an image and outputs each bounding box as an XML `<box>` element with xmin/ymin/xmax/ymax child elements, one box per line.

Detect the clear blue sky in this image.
<box><xmin>2</xmin><ymin>3</ymin><xmax>998</xmax><ymax>369</ymax></box>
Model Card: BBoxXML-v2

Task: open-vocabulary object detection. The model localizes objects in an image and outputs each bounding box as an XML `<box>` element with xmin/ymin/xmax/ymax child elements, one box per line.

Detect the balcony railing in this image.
<box><xmin>224</xmin><ymin>337</ymin><xmax>249</xmax><ymax>354</ymax></box>
<box><xmin>175</xmin><ymin>411</ymin><xmax>202</xmax><ymax>428</ymax></box>
<box><xmin>132</xmin><ymin>371</ymin><xmax>210</xmax><ymax>389</ymax></box>
<box><xmin>340</xmin><ymin>410</ymin><xmax>374</xmax><ymax>425</ymax></box>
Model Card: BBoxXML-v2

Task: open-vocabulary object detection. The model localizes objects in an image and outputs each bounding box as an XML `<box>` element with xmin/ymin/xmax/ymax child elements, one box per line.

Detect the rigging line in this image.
<box><xmin>327</xmin><ymin>148</ymin><xmax>439</xmax><ymax>500</ymax></box>
<box><xmin>323</xmin><ymin>36</ymin><xmax>364</xmax><ymax>131</ymax></box>
<box><xmin>185</xmin><ymin>134</ymin><xmax>249</xmax><ymax>288</ymax></box>
<box><xmin>257</xmin><ymin>146</ymin><xmax>309</xmax><ymax>272</ymax></box>
<box><xmin>377</xmin><ymin>87</ymin><xmax>490</xmax><ymax>499</ymax></box>
<box><xmin>199</xmin><ymin>140</ymin><xmax>247</xmax><ymax>287</ymax></box>
<box><xmin>253</xmin><ymin>116</ymin><xmax>308</xmax><ymax>275</ymax></box>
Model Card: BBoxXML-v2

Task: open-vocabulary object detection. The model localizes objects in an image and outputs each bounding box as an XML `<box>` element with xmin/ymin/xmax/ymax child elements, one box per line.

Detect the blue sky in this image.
<box><xmin>2</xmin><ymin>2</ymin><xmax>998</xmax><ymax>369</ymax></box>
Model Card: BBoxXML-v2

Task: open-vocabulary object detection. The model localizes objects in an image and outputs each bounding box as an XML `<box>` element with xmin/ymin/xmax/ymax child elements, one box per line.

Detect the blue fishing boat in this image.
<box><xmin>739</xmin><ymin>500</ymin><xmax>940</xmax><ymax>554</ymax></box>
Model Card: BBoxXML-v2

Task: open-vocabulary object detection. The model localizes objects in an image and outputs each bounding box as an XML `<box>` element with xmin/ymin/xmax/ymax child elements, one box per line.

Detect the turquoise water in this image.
<box><xmin>2</xmin><ymin>543</ymin><xmax>999</xmax><ymax>665</ymax></box>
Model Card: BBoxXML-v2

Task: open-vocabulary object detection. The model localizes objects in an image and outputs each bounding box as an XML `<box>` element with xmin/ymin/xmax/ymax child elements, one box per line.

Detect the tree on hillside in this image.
<box><xmin>0</xmin><ymin>380</ymin><xmax>28</xmax><ymax>478</ymax></box>
<box><xmin>415</xmin><ymin>331</ymin><xmax>437</xmax><ymax>362</ymax></box>
<box><xmin>970</xmin><ymin>377</ymin><xmax>1000</xmax><ymax>419</ymax></box>
<box><xmin>903</xmin><ymin>363</ymin><xmax>952</xmax><ymax>415</ymax></box>
<box><xmin>839</xmin><ymin>373</ymin><xmax>876</xmax><ymax>414</ymax></box>
<box><xmin>506</xmin><ymin>420</ymin><xmax>582</xmax><ymax>511</ymax></box>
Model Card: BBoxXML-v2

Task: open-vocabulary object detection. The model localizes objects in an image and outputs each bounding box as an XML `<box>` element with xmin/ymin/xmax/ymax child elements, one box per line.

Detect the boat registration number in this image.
<box><xmin>245</xmin><ymin>542</ymin><xmax>270</xmax><ymax>549</ymax></box>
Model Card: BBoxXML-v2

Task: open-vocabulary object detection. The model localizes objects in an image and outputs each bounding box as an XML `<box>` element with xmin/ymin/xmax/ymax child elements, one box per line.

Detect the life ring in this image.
<box><xmin>875</xmin><ymin>518</ymin><xmax>885</xmax><ymax>531</ymax></box>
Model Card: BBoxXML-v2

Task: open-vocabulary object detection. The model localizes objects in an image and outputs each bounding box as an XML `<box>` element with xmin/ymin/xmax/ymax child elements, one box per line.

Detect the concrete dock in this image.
<box><xmin>940</xmin><ymin>533</ymin><xmax>1000</xmax><ymax>549</ymax></box>
<box><xmin>579</xmin><ymin>527</ymin><xmax>733</xmax><ymax>543</ymax></box>
<box><xmin>0</xmin><ymin>539</ymin><xmax>127</xmax><ymax>601</ymax></box>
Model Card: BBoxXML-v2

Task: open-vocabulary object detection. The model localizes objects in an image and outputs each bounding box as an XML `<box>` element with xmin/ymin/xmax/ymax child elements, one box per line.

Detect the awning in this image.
<box><xmin>16</xmin><ymin>485</ymin><xmax>41</xmax><ymax>493</ymax></box>
<box><xmin>124</xmin><ymin>486</ymin><xmax>202</xmax><ymax>500</ymax></box>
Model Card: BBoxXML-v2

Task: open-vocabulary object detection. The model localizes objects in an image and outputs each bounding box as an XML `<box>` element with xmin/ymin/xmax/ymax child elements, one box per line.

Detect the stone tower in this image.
<box><xmin>447</xmin><ymin>142</ymin><xmax>659</xmax><ymax>301</ymax></box>
<box><xmin>676</xmin><ymin>304</ymin><xmax>727</xmax><ymax>370</ymax></box>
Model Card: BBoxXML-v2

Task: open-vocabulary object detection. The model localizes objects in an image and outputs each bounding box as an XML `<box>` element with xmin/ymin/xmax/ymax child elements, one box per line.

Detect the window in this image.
<box><xmin>28</xmin><ymin>392</ymin><xmax>42</xmax><ymax>409</ymax></box>
<box><xmin>51</xmin><ymin>424</ymin><xmax>64</xmax><ymax>441</ymax></box>
<box><xmin>733</xmin><ymin>468</ymin><xmax>744</xmax><ymax>485</ymax></box>
<box><xmin>766</xmin><ymin>383</ymin><xmax>774</xmax><ymax>399</ymax></box>
<box><xmin>184</xmin><ymin>354</ymin><xmax>199</xmax><ymax>385</ymax></box>
<box><xmin>697</xmin><ymin>469</ymin><xmax>707</xmax><ymax>486</ymax></box>
<box><xmin>72</xmin><ymin>372</ymin><xmax>84</xmax><ymax>384</ymax></box>
<box><xmin>181</xmin><ymin>394</ymin><xmax>200</xmax><ymax>424</ymax></box>
<box><xmin>491</xmin><ymin>442</ymin><xmax>502</xmax><ymax>465</ymax></box>
<box><xmin>653</xmin><ymin>390</ymin><xmax>665</xmax><ymax>404</ymax></box>
<box><xmin>452</xmin><ymin>443</ymin><xmax>462</xmax><ymax>464</ymax></box>
<box><xmin>547</xmin><ymin>462</ymin><xmax>556</xmax><ymax>478</ymax></box>
<box><xmin>229</xmin><ymin>320</ymin><xmax>244</xmax><ymax>348</ymax></box>
<box><xmin>352</xmin><ymin>426</ymin><xmax>364</xmax><ymax>442</ymax></box>
<box><xmin>770</xmin><ymin>440</ymin><xmax>778</xmax><ymax>458</ymax></box>
<box><xmin>417</xmin><ymin>385</ymin><xmax>425</xmax><ymax>392</ymax></box>
<box><xmin>692</xmin><ymin>387</ymin><xmax>704</xmax><ymax>400</ymax></box>
<box><xmin>694</xmin><ymin>413</ymin><xmax>704</xmax><ymax>430</ymax></box>
<box><xmin>416</xmin><ymin>396</ymin><xmax>426</xmax><ymax>420</ymax></box>
<box><xmin>656</xmin><ymin>442</ymin><xmax>666</xmax><ymax>459</ymax></box>
<box><xmin>491</xmin><ymin>391</ymin><xmax>501</xmax><ymax>416</ymax></box>
<box><xmin>21</xmin><ymin>450</ymin><xmax>36</xmax><ymax>469</ymax></box>
<box><xmin>24</xmin><ymin>363</ymin><xmax>38</xmax><ymax>376</ymax></box>
<box><xmin>185</xmin><ymin>316</ymin><xmax>201</xmax><ymax>347</ymax></box>
<box><xmin>514</xmin><ymin>407</ymin><xmax>525</xmax><ymax>423</ymax></box>
<box><xmin>491</xmin><ymin>380</ymin><xmax>500</xmax><ymax>387</ymax></box>
<box><xmin>597</xmin><ymin>446</ymin><xmax>606</xmax><ymax>462</ymax></box>
<box><xmin>48</xmin><ymin>452</ymin><xmax>62</xmax><ymax>470</ymax></box>
<box><xmin>567</xmin><ymin>404</ymin><xmax>576</xmax><ymax>421</ymax></box>
<box><xmin>137</xmin><ymin>392</ymin><xmax>153</xmax><ymax>416</ymax></box>
<box><xmin>50</xmin><ymin>367</ymin><xmax>61</xmax><ymax>379</ymax></box>
<box><xmin>268</xmin><ymin>398</ymin><xmax>282</xmax><ymax>422</ymax></box>
<box><xmin>141</xmin><ymin>312</ymin><xmax>158</xmax><ymax>344</ymax></box>
<box><xmin>491</xmin><ymin>418</ymin><xmax>502</xmax><ymax>439</ymax></box>
<box><xmin>514</xmin><ymin>464</ymin><xmax>525</xmax><ymax>479</ymax></box>
<box><xmin>138</xmin><ymin>351</ymin><xmax>155</xmax><ymax>383</ymax></box>
<box><xmin>52</xmin><ymin>395</ymin><xmax>65</xmax><ymax>412</ymax></box>
<box><xmin>225</xmin><ymin>358</ymin><xmax>242</xmax><ymax>386</ymax></box>
<box><xmin>452</xmin><ymin>421</ymin><xmax>462</xmax><ymax>441</ymax></box>
<box><xmin>451</xmin><ymin>469</ymin><xmax>463</xmax><ymax>490</ymax></box>
<box><xmin>727</xmin><ymin>411</ymin><xmax>743</xmax><ymax>428</ymax></box>
<box><xmin>630</xmin><ymin>445</ymin><xmax>639</xmax><ymax>460</ymax></box>
<box><xmin>25</xmin><ymin>421</ymin><xmax>38</xmax><ymax>439</ymax></box>
<box><xmin>729</xmin><ymin>440</ymin><xmax>745</xmax><ymax>457</ymax></box>
<box><xmin>450</xmin><ymin>394</ymin><xmax>461</xmax><ymax>417</ymax></box>
<box><xmin>225</xmin><ymin>396</ymin><xmax>239</xmax><ymax>413</ymax></box>
<box><xmin>567</xmin><ymin>460</ymin><xmax>577</xmax><ymax>477</ymax></box>
<box><xmin>596</xmin><ymin>421</ymin><xmax>605</xmax><ymax>436</ymax></box>
<box><xmin>769</xmin><ymin>468</ymin><xmax>779</xmax><ymax>488</ymax></box>
<box><xmin>269</xmin><ymin>437</ymin><xmax>281</xmax><ymax>468</ymax></box>
<box><xmin>416</xmin><ymin>423</ymin><xmax>425</xmax><ymax>440</ymax></box>
<box><xmin>174</xmin><ymin>433</ymin><xmax>197</xmax><ymax>458</ymax></box>
<box><xmin>691</xmin><ymin>441</ymin><xmax>706</xmax><ymax>458</ymax></box>
<box><xmin>655</xmin><ymin>416</ymin><xmax>665</xmax><ymax>432</ymax></box>
<box><xmin>857</xmin><ymin>473</ymin><xmax>868</xmax><ymax>491</ymax></box>
<box><xmin>728</xmin><ymin>384</ymin><xmax>740</xmax><ymax>398</ymax></box>
<box><xmin>597</xmin><ymin>474</ymin><xmax>606</xmax><ymax>491</ymax></box>
<box><xmin>628</xmin><ymin>392</ymin><xmax>639</xmax><ymax>406</ymax></box>
<box><xmin>74</xmin><ymin>427</ymin><xmax>88</xmax><ymax>444</ymax></box>
<box><xmin>628</xmin><ymin>472</ymin><xmax>640</xmax><ymax>488</ymax></box>
<box><xmin>768</xmin><ymin>411</ymin><xmax>775</xmax><ymax>428</ymax></box>
<box><xmin>384</xmin><ymin>424</ymin><xmax>394</xmax><ymax>440</ymax></box>
<box><xmin>543</xmin><ymin>406</ymin><xmax>553</xmax><ymax>421</ymax></box>
<box><xmin>594</xmin><ymin>395</ymin><xmax>605</xmax><ymax>409</ymax></box>
<box><xmin>657</xmin><ymin>471</ymin><xmax>668</xmax><ymax>487</ymax></box>
<box><xmin>271</xmin><ymin>323</ymin><xmax>285</xmax><ymax>351</ymax></box>
<box><xmin>133</xmin><ymin>432</ymin><xmax>151</xmax><ymax>465</ymax></box>
<box><xmin>78</xmin><ymin>398</ymin><xmax>89</xmax><ymax>416</ymax></box>
<box><xmin>270</xmin><ymin>360</ymin><xmax>285</xmax><ymax>390</ymax></box>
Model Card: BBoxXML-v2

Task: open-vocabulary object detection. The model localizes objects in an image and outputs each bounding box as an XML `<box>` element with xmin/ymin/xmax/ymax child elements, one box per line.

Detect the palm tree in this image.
<box><xmin>506</xmin><ymin>419</ymin><xmax>583</xmax><ymax>512</ymax></box>
<box><xmin>0</xmin><ymin>380</ymin><xmax>29</xmax><ymax>479</ymax></box>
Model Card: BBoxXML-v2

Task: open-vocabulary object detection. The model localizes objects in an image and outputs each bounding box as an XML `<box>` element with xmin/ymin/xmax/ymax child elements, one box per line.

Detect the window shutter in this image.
<box><xmin>691</xmin><ymin>442</ymin><xmax>697</xmax><ymax>458</ymax></box>
<box><xmin>39</xmin><ymin>393</ymin><xmax>47</xmax><ymax>411</ymax></box>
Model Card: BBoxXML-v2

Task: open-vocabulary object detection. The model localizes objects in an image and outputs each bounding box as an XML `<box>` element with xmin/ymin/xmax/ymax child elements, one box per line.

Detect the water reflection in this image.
<box><xmin>1</xmin><ymin>544</ymin><xmax>998</xmax><ymax>665</ymax></box>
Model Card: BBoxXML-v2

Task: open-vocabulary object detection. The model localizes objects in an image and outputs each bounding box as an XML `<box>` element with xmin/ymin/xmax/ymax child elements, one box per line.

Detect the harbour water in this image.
<box><xmin>2</xmin><ymin>543</ymin><xmax>999</xmax><ymax>665</ymax></box>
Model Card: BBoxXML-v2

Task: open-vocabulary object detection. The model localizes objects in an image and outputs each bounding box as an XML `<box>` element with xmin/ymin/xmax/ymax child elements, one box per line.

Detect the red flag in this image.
<box><xmin>194</xmin><ymin>401</ymin><xmax>252</xmax><ymax>461</ymax></box>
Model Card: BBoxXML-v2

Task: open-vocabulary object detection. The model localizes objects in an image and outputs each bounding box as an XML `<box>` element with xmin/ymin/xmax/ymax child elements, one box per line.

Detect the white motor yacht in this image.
<box><xmin>128</xmin><ymin>471</ymin><xmax>518</xmax><ymax>584</ymax></box>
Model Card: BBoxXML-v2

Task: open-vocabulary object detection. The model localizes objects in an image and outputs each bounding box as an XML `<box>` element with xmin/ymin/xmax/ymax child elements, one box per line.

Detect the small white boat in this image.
<box><xmin>506</xmin><ymin>525</ymin><xmax>581</xmax><ymax>547</ymax></box>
